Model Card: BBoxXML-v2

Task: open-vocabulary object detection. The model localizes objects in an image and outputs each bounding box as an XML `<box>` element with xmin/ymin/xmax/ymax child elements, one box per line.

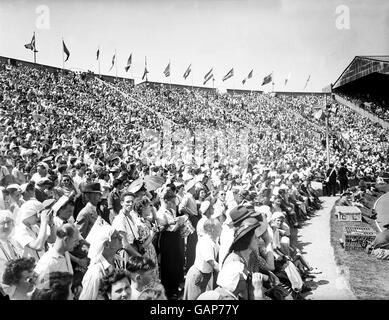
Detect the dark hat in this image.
<box><xmin>82</xmin><ymin>182</ymin><xmax>102</xmax><ymax>194</ymax></box>
<box><xmin>229</xmin><ymin>205</ymin><xmax>257</xmax><ymax>227</ymax></box>
<box><xmin>232</xmin><ymin>213</ymin><xmax>265</xmax><ymax>246</ymax></box>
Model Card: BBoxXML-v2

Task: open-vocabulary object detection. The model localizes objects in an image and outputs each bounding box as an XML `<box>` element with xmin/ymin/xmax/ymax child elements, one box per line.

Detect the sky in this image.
<box><xmin>0</xmin><ymin>0</ymin><xmax>388</xmax><ymax>92</ymax></box>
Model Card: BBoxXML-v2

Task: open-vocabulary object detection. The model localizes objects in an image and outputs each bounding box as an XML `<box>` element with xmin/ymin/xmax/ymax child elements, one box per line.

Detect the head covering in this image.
<box><xmin>82</xmin><ymin>182</ymin><xmax>102</xmax><ymax>194</ymax></box>
<box><xmin>18</xmin><ymin>199</ymin><xmax>44</xmax><ymax>223</ymax></box>
<box><xmin>184</xmin><ymin>179</ymin><xmax>197</xmax><ymax>192</ymax></box>
<box><xmin>6</xmin><ymin>184</ymin><xmax>21</xmax><ymax>192</ymax></box>
<box><xmin>86</xmin><ymin>224</ymin><xmax>117</xmax><ymax>264</ymax></box>
<box><xmin>20</xmin><ymin>183</ymin><xmax>29</xmax><ymax>194</ymax></box>
<box><xmin>270</xmin><ymin>211</ymin><xmax>286</xmax><ymax>221</ymax></box>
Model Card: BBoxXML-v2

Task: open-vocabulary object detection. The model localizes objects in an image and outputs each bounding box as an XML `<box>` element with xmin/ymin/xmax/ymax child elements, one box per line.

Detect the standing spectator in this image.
<box><xmin>326</xmin><ymin>163</ymin><xmax>338</xmax><ymax>196</ymax></box>
<box><xmin>107</xmin><ymin>178</ymin><xmax>123</xmax><ymax>223</ymax></box>
<box><xmin>338</xmin><ymin>161</ymin><xmax>350</xmax><ymax>194</ymax></box>
<box><xmin>78</xmin><ymin>225</ymin><xmax>122</xmax><ymax>300</ymax></box>
<box><xmin>156</xmin><ymin>189</ymin><xmax>185</xmax><ymax>300</ymax></box>
<box><xmin>75</xmin><ymin>183</ymin><xmax>102</xmax><ymax>239</ymax></box>
<box><xmin>14</xmin><ymin>200</ymin><xmax>56</xmax><ymax>261</ymax></box>
<box><xmin>34</xmin><ymin>223</ymin><xmax>79</xmax><ymax>283</ymax></box>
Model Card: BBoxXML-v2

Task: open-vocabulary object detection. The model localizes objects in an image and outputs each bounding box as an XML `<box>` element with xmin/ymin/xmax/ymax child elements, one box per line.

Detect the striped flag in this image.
<box><xmin>62</xmin><ymin>40</ymin><xmax>70</xmax><ymax>62</ymax></box>
<box><xmin>203</xmin><ymin>74</ymin><xmax>214</xmax><ymax>86</ymax></box>
<box><xmin>304</xmin><ymin>75</ymin><xmax>311</xmax><ymax>89</ymax></box>
<box><xmin>183</xmin><ymin>64</ymin><xmax>191</xmax><ymax>79</ymax></box>
<box><xmin>24</xmin><ymin>33</ymin><xmax>37</xmax><ymax>52</ymax></box>
<box><xmin>204</xmin><ymin>68</ymin><xmax>213</xmax><ymax>80</ymax></box>
<box><xmin>261</xmin><ymin>73</ymin><xmax>272</xmax><ymax>86</ymax></box>
<box><xmin>242</xmin><ymin>69</ymin><xmax>253</xmax><ymax>85</ymax></box>
<box><xmin>284</xmin><ymin>72</ymin><xmax>291</xmax><ymax>86</ymax></box>
<box><xmin>96</xmin><ymin>48</ymin><xmax>100</xmax><ymax>60</ymax></box>
<box><xmin>124</xmin><ymin>53</ymin><xmax>132</xmax><ymax>72</ymax></box>
<box><xmin>222</xmin><ymin>68</ymin><xmax>234</xmax><ymax>82</ymax></box>
<box><xmin>163</xmin><ymin>62</ymin><xmax>170</xmax><ymax>77</ymax></box>
<box><xmin>109</xmin><ymin>53</ymin><xmax>115</xmax><ymax>71</ymax></box>
<box><xmin>142</xmin><ymin>57</ymin><xmax>149</xmax><ymax>81</ymax></box>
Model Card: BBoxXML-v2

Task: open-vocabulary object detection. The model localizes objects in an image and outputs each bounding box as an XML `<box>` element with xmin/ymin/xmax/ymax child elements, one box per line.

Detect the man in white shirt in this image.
<box><xmin>79</xmin><ymin>226</ymin><xmax>122</xmax><ymax>300</ymax></box>
<box><xmin>112</xmin><ymin>192</ymin><xmax>142</xmax><ymax>257</ymax></box>
<box><xmin>30</xmin><ymin>162</ymin><xmax>49</xmax><ymax>184</ymax></box>
<box><xmin>34</xmin><ymin>223</ymin><xmax>79</xmax><ymax>283</ymax></box>
<box><xmin>126</xmin><ymin>256</ymin><xmax>157</xmax><ymax>300</ymax></box>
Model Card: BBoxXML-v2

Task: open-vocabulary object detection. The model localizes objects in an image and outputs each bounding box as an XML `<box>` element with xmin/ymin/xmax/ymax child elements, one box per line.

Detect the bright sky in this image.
<box><xmin>0</xmin><ymin>0</ymin><xmax>388</xmax><ymax>92</ymax></box>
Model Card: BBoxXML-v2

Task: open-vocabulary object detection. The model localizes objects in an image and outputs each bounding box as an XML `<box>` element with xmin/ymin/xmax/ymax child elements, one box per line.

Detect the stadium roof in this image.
<box><xmin>333</xmin><ymin>55</ymin><xmax>389</xmax><ymax>89</ymax></box>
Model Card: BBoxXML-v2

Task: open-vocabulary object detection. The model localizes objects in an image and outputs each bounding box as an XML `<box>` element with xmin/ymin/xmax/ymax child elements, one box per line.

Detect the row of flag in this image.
<box><xmin>24</xmin><ymin>33</ymin><xmax>312</xmax><ymax>88</ymax></box>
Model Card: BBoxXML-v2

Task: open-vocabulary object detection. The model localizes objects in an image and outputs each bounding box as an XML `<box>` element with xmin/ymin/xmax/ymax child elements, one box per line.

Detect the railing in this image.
<box><xmin>334</xmin><ymin>94</ymin><xmax>389</xmax><ymax>129</ymax></box>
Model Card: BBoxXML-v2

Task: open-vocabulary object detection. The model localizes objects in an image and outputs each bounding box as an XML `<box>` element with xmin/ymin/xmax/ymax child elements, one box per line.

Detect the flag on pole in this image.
<box><xmin>304</xmin><ymin>75</ymin><xmax>311</xmax><ymax>89</ymax></box>
<box><xmin>24</xmin><ymin>33</ymin><xmax>37</xmax><ymax>52</ymax></box>
<box><xmin>261</xmin><ymin>73</ymin><xmax>272</xmax><ymax>86</ymax></box>
<box><xmin>142</xmin><ymin>57</ymin><xmax>149</xmax><ymax>81</ymax></box>
<box><xmin>222</xmin><ymin>68</ymin><xmax>234</xmax><ymax>82</ymax></box>
<box><xmin>124</xmin><ymin>53</ymin><xmax>132</xmax><ymax>72</ymax></box>
<box><xmin>242</xmin><ymin>69</ymin><xmax>253</xmax><ymax>85</ymax></box>
<box><xmin>203</xmin><ymin>74</ymin><xmax>214</xmax><ymax>86</ymax></box>
<box><xmin>109</xmin><ymin>53</ymin><xmax>115</xmax><ymax>71</ymax></box>
<box><xmin>183</xmin><ymin>64</ymin><xmax>191</xmax><ymax>79</ymax></box>
<box><xmin>62</xmin><ymin>40</ymin><xmax>70</xmax><ymax>62</ymax></box>
<box><xmin>284</xmin><ymin>73</ymin><xmax>291</xmax><ymax>86</ymax></box>
<box><xmin>163</xmin><ymin>62</ymin><xmax>170</xmax><ymax>77</ymax></box>
<box><xmin>204</xmin><ymin>68</ymin><xmax>213</xmax><ymax>80</ymax></box>
<box><xmin>96</xmin><ymin>49</ymin><xmax>100</xmax><ymax>60</ymax></box>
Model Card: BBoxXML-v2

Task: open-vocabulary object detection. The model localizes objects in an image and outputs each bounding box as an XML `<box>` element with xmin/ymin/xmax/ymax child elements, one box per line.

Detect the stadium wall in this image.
<box><xmin>137</xmin><ymin>81</ymin><xmax>216</xmax><ymax>93</ymax></box>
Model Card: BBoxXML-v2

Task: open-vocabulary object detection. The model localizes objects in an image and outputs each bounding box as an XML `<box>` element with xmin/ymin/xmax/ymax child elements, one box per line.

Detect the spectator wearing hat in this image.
<box><xmin>20</xmin><ymin>181</ymin><xmax>35</xmax><ymax>202</ymax></box>
<box><xmin>107</xmin><ymin>179</ymin><xmax>123</xmax><ymax>223</ymax></box>
<box><xmin>34</xmin><ymin>177</ymin><xmax>54</xmax><ymax>203</ymax></box>
<box><xmin>14</xmin><ymin>199</ymin><xmax>57</xmax><ymax>261</ymax></box>
<box><xmin>201</xmin><ymin>206</ymin><xmax>269</xmax><ymax>300</ymax></box>
<box><xmin>6</xmin><ymin>184</ymin><xmax>24</xmax><ymax>216</ymax></box>
<box><xmin>75</xmin><ymin>183</ymin><xmax>102</xmax><ymax>239</ymax></box>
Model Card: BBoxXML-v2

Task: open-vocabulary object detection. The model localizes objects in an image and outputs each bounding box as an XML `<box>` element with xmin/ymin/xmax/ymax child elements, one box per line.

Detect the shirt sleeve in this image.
<box><xmin>201</xmin><ymin>240</ymin><xmax>216</xmax><ymax>263</ymax></box>
<box><xmin>75</xmin><ymin>210</ymin><xmax>89</xmax><ymax>239</ymax></box>
<box><xmin>79</xmin><ymin>266</ymin><xmax>101</xmax><ymax>300</ymax></box>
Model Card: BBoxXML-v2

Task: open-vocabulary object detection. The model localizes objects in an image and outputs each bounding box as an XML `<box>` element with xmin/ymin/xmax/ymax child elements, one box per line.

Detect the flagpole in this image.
<box><xmin>98</xmin><ymin>46</ymin><xmax>101</xmax><ymax>76</ymax></box>
<box><xmin>191</xmin><ymin>64</ymin><xmax>194</xmax><ymax>91</ymax></box>
<box><xmin>33</xmin><ymin>31</ymin><xmax>37</xmax><ymax>64</ymax></box>
<box><xmin>62</xmin><ymin>37</ymin><xmax>64</xmax><ymax>71</ymax></box>
<box><xmin>115</xmin><ymin>49</ymin><xmax>118</xmax><ymax>80</ymax></box>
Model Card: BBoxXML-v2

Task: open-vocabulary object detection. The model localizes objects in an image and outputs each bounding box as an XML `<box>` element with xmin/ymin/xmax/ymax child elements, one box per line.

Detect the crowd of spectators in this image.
<box><xmin>0</xmin><ymin>60</ymin><xmax>388</xmax><ymax>300</ymax></box>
